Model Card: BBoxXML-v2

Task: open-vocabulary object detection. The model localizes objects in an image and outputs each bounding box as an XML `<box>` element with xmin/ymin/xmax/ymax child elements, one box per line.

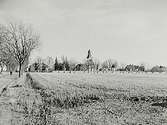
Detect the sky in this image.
<box><xmin>0</xmin><ymin>0</ymin><xmax>167</xmax><ymax>65</ymax></box>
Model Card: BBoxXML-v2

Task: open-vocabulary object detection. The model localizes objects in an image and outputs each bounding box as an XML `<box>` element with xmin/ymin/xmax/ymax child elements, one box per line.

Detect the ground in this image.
<box><xmin>0</xmin><ymin>72</ymin><xmax>167</xmax><ymax>125</ymax></box>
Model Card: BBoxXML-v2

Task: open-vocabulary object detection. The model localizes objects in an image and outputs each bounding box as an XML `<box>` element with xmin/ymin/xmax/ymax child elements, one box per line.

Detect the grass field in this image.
<box><xmin>1</xmin><ymin>72</ymin><xmax>167</xmax><ymax>125</ymax></box>
<box><xmin>32</xmin><ymin>72</ymin><xmax>167</xmax><ymax>96</ymax></box>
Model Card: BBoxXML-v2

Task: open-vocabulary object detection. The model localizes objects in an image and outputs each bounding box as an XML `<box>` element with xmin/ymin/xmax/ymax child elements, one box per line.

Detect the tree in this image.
<box><xmin>150</xmin><ymin>66</ymin><xmax>167</xmax><ymax>73</ymax></box>
<box><xmin>139</xmin><ymin>65</ymin><xmax>145</xmax><ymax>72</ymax></box>
<box><xmin>102</xmin><ymin>59</ymin><xmax>118</xmax><ymax>71</ymax></box>
<box><xmin>93</xmin><ymin>58</ymin><xmax>100</xmax><ymax>73</ymax></box>
<box><xmin>75</xmin><ymin>63</ymin><xmax>85</xmax><ymax>71</ymax></box>
<box><xmin>117</xmin><ymin>63</ymin><xmax>126</xmax><ymax>72</ymax></box>
<box><xmin>54</xmin><ymin>57</ymin><xmax>59</xmax><ymax>71</ymax></box>
<box><xmin>125</xmin><ymin>64</ymin><xmax>145</xmax><ymax>72</ymax></box>
<box><xmin>35</xmin><ymin>57</ymin><xmax>43</xmax><ymax>72</ymax></box>
<box><xmin>0</xmin><ymin>48</ymin><xmax>12</xmax><ymax>73</ymax></box>
<box><xmin>84</xmin><ymin>59</ymin><xmax>94</xmax><ymax>73</ymax></box>
<box><xmin>0</xmin><ymin>22</ymin><xmax>39</xmax><ymax>77</ymax></box>
<box><xmin>86</xmin><ymin>49</ymin><xmax>94</xmax><ymax>72</ymax></box>
<box><xmin>68</xmin><ymin>59</ymin><xmax>77</xmax><ymax>73</ymax></box>
<box><xmin>0</xmin><ymin>62</ymin><xmax>3</xmax><ymax>73</ymax></box>
<box><xmin>139</xmin><ymin>62</ymin><xmax>149</xmax><ymax>71</ymax></box>
<box><xmin>125</xmin><ymin>64</ymin><xmax>135</xmax><ymax>72</ymax></box>
<box><xmin>0</xmin><ymin>26</ymin><xmax>18</xmax><ymax>74</ymax></box>
<box><xmin>61</xmin><ymin>56</ymin><xmax>69</xmax><ymax>71</ymax></box>
<box><xmin>45</xmin><ymin>56</ymin><xmax>54</xmax><ymax>70</ymax></box>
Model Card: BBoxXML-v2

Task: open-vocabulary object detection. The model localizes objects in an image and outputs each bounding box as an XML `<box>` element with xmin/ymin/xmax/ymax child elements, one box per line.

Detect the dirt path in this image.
<box><xmin>0</xmin><ymin>108</ymin><xmax>12</xmax><ymax>125</ymax></box>
<box><xmin>0</xmin><ymin>74</ymin><xmax>25</xmax><ymax>125</ymax></box>
<box><xmin>0</xmin><ymin>97</ymin><xmax>13</xmax><ymax>125</ymax></box>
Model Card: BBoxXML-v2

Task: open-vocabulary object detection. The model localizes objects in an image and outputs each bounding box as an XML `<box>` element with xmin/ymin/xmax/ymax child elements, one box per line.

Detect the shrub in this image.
<box><xmin>150</xmin><ymin>66</ymin><xmax>167</xmax><ymax>73</ymax></box>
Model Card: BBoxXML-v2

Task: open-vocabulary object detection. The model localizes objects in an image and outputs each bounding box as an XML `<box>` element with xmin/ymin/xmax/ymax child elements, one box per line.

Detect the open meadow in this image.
<box><xmin>1</xmin><ymin>72</ymin><xmax>167</xmax><ymax>125</ymax></box>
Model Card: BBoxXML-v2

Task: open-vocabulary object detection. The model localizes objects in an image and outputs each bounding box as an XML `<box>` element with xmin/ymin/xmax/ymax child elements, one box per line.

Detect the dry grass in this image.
<box><xmin>1</xmin><ymin>72</ymin><xmax>167</xmax><ymax>125</ymax></box>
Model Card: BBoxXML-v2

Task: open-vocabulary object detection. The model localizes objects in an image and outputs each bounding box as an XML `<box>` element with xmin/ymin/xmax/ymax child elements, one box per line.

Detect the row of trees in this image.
<box><xmin>0</xmin><ymin>22</ymin><xmax>166</xmax><ymax>75</ymax></box>
<box><xmin>29</xmin><ymin>54</ymin><xmax>167</xmax><ymax>73</ymax></box>
<box><xmin>117</xmin><ymin>64</ymin><xmax>167</xmax><ymax>73</ymax></box>
<box><xmin>0</xmin><ymin>22</ymin><xmax>39</xmax><ymax>77</ymax></box>
<box><xmin>29</xmin><ymin>56</ymin><xmax>77</xmax><ymax>72</ymax></box>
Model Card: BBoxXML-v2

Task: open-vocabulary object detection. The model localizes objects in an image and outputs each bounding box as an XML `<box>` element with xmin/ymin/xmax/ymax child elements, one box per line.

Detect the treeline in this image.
<box><xmin>29</xmin><ymin>56</ymin><xmax>74</xmax><ymax>72</ymax></box>
<box><xmin>0</xmin><ymin>22</ymin><xmax>166</xmax><ymax>76</ymax></box>
<box><xmin>118</xmin><ymin>64</ymin><xmax>167</xmax><ymax>73</ymax></box>
<box><xmin>28</xmin><ymin>56</ymin><xmax>167</xmax><ymax>73</ymax></box>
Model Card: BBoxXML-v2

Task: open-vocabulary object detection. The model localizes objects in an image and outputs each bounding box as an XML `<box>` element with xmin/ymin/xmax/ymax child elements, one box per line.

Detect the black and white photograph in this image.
<box><xmin>0</xmin><ymin>0</ymin><xmax>167</xmax><ymax>124</ymax></box>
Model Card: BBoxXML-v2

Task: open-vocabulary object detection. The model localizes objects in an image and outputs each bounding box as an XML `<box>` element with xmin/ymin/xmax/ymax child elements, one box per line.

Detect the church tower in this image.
<box><xmin>86</xmin><ymin>49</ymin><xmax>94</xmax><ymax>72</ymax></box>
<box><xmin>87</xmin><ymin>49</ymin><xmax>93</xmax><ymax>60</ymax></box>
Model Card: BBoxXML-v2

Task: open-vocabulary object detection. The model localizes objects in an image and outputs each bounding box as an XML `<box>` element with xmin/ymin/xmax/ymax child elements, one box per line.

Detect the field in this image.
<box><xmin>0</xmin><ymin>72</ymin><xmax>167</xmax><ymax>125</ymax></box>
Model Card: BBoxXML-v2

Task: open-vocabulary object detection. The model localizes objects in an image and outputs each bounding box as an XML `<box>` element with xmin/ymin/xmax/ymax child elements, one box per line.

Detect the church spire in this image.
<box><xmin>87</xmin><ymin>49</ymin><xmax>92</xmax><ymax>59</ymax></box>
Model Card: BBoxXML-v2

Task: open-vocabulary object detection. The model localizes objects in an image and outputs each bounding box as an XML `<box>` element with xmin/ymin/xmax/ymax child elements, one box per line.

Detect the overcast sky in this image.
<box><xmin>0</xmin><ymin>0</ymin><xmax>167</xmax><ymax>65</ymax></box>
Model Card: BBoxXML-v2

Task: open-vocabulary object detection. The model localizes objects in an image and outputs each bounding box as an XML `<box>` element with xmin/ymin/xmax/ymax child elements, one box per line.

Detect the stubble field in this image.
<box><xmin>0</xmin><ymin>72</ymin><xmax>167</xmax><ymax>125</ymax></box>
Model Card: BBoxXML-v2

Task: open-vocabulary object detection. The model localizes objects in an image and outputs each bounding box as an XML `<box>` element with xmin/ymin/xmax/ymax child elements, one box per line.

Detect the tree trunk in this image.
<box><xmin>7</xmin><ymin>67</ymin><xmax>12</xmax><ymax>75</ymax></box>
<box><xmin>19</xmin><ymin>64</ymin><xmax>22</xmax><ymax>77</ymax></box>
<box><xmin>0</xmin><ymin>66</ymin><xmax>3</xmax><ymax>74</ymax></box>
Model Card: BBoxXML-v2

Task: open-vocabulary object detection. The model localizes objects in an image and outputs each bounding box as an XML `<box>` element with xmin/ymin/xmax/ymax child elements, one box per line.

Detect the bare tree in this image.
<box><xmin>35</xmin><ymin>56</ymin><xmax>43</xmax><ymax>72</ymax></box>
<box><xmin>68</xmin><ymin>59</ymin><xmax>77</xmax><ymax>73</ymax></box>
<box><xmin>86</xmin><ymin>49</ymin><xmax>94</xmax><ymax>73</ymax></box>
<box><xmin>93</xmin><ymin>58</ymin><xmax>100</xmax><ymax>73</ymax></box>
<box><xmin>0</xmin><ymin>62</ymin><xmax>3</xmax><ymax>73</ymax></box>
<box><xmin>0</xmin><ymin>22</ymin><xmax>39</xmax><ymax>77</ymax></box>
<box><xmin>101</xmin><ymin>61</ymin><xmax>108</xmax><ymax>73</ymax></box>
<box><xmin>102</xmin><ymin>59</ymin><xmax>118</xmax><ymax>72</ymax></box>
<box><xmin>0</xmin><ymin>53</ymin><xmax>18</xmax><ymax>75</ymax></box>
<box><xmin>45</xmin><ymin>56</ymin><xmax>54</xmax><ymax>69</ymax></box>
<box><xmin>36</xmin><ymin>56</ymin><xmax>43</xmax><ymax>64</ymax></box>
<box><xmin>0</xmin><ymin>26</ymin><xmax>17</xmax><ymax>74</ymax></box>
<box><xmin>4</xmin><ymin>57</ymin><xmax>17</xmax><ymax>75</ymax></box>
